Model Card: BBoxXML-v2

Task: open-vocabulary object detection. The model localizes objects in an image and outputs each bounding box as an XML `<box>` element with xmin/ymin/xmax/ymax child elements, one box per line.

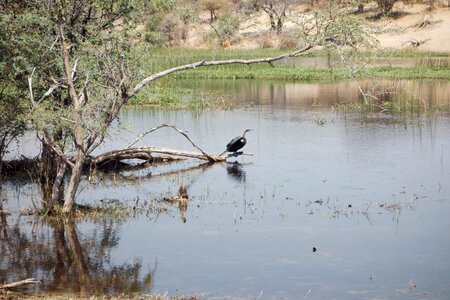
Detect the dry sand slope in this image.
<box><xmin>378</xmin><ymin>4</ymin><xmax>450</xmax><ymax>52</ymax></box>
<box><xmin>185</xmin><ymin>4</ymin><xmax>450</xmax><ymax>52</ymax></box>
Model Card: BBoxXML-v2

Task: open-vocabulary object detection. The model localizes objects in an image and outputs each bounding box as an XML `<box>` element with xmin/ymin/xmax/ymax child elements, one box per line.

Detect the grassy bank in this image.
<box><xmin>138</xmin><ymin>48</ymin><xmax>450</xmax><ymax>81</ymax></box>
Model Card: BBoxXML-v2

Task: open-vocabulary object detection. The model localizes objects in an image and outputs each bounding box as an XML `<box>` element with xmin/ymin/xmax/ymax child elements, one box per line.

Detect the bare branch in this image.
<box><xmin>28</xmin><ymin>67</ymin><xmax>36</xmax><ymax>106</ymax></box>
<box><xmin>71</xmin><ymin>58</ymin><xmax>79</xmax><ymax>80</ymax></box>
<box><xmin>126</xmin><ymin>45</ymin><xmax>313</xmax><ymax>100</ymax></box>
<box><xmin>78</xmin><ymin>74</ymin><xmax>89</xmax><ymax>106</ymax></box>
<box><xmin>38</xmin><ymin>84</ymin><xmax>62</xmax><ymax>103</ymax></box>
<box><xmin>126</xmin><ymin>124</ymin><xmax>218</xmax><ymax>162</ymax></box>
<box><xmin>0</xmin><ymin>278</ymin><xmax>41</xmax><ymax>289</ymax></box>
<box><xmin>59</xmin><ymin>25</ymin><xmax>80</xmax><ymax>108</ymax></box>
<box><xmin>92</xmin><ymin>146</ymin><xmax>225</xmax><ymax>166</ymax></box>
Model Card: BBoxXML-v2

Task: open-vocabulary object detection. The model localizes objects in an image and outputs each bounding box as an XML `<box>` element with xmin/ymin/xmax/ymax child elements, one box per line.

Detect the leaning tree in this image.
<box><xmin>1</xmin><ymin>0</ymin><xmax>380</xmax><ymax>213</ymax></box>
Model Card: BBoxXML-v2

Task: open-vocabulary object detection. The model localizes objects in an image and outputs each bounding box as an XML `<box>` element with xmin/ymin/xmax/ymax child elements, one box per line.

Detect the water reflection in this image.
<box><xmin>174</xmin><ymin>79</ymin><xmax>450</xmax><ymax>108</ymax></box>
<box><xmin>226</xmin><ymin>162</ymin><xmax>247</xmax><ymax>183</ymax></box>
<box><xmin>0</xmin><ymin>216</ymin><xmax>155</xmax><ymax>297</ymax></box>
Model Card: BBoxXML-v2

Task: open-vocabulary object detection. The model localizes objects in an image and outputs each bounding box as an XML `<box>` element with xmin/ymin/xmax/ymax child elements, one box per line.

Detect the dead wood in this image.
<box><xmin>0</xmin><ymin>278</ymin><xmax>41</xmax><ymax>289</ymax></box>
<box><xmin>90</xmin><ymin>146</ymin><xmax>225</xmax><ymax>168</ymax></box>
<box><xmin>126</xmin><ymin>124</ymin><xmax>216</xmax><ymax>161</ymax></box>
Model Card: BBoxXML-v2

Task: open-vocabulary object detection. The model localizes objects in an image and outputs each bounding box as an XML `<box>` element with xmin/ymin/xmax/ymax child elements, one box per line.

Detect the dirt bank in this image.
<box><xmin>183</xmin><ymin>4</ymin><xmax>450</xmax><ymax>53</ymax></box>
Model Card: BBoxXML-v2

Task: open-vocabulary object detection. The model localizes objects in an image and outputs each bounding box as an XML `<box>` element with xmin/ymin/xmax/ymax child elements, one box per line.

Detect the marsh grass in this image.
<box><xmin>333</xmin><ymin>89</ymin><xmax>450</xmax><ymax>114</ymax></box>
<box><xmin>19</xmin><ymin>197</ymin><xmax>169</xmax><ymax>222</ymax></box>
<box><xmin>127</xmin><ymin>82</ymin><xmax>233</xmax><ymax>109</ymax></box>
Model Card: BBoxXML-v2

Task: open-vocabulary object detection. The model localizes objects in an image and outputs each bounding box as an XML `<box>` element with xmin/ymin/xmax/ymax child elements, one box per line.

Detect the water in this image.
<box><xmin>1</xmin><ymin>80</ymin><xmax>450</xmax><ymax>299</ymax></box>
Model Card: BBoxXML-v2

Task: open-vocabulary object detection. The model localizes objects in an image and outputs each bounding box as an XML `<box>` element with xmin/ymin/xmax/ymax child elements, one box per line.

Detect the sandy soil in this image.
<box><xmin>183</xmin><ymin>4</ymin><xmax>450</xmax><ymax>52</ymax></box>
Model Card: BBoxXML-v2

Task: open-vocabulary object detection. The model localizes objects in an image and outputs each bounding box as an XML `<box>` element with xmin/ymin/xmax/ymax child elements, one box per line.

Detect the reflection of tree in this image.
<box><xmin>0</xmin><ymin>217</ymin><xmax>155</xmax><ymax>297</ymax></box>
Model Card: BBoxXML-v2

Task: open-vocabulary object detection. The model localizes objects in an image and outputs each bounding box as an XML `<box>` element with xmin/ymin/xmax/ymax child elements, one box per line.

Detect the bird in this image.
<box><xmin>219</xmin><ymin>129</ymin><xmax>252</xmax><ymax>156</ymax></box>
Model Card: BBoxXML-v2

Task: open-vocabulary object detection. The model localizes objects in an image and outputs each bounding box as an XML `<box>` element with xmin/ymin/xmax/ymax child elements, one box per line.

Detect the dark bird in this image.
<box><xmin>219</xmin><ymin>129</ymin><xmax>252</xmax><ymax>156</ymax></box>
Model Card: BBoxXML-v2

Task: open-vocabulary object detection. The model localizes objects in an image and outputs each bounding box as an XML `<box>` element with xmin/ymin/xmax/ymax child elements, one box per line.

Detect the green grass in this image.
<box><xmin>135</xmin><ymin>48</ymin><xmax>450</xmax><ymax>81</ymax></box>
<box><xmin>127</xmin><ymin>83</ymin><xmax>233</xmax><ymax>109</ymax></box>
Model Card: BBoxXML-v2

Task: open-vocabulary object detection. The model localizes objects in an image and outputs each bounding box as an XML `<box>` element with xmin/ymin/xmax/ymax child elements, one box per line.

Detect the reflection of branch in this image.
<box><xmin>0</xmin><ymin>278</ymin><xmax>41</xmax><ymax>289</ymax></box>
<box><xmin>99</xmin><ymin>161</ymin><xmax>215</xmax><ymax>183</ymax></box>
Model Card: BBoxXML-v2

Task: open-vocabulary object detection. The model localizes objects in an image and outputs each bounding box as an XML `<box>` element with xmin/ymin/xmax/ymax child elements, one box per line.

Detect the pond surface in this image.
<box><xmin>1</xmin><ymin>79</ymin><xmax>450</xmax><ymax>299</ymax></box>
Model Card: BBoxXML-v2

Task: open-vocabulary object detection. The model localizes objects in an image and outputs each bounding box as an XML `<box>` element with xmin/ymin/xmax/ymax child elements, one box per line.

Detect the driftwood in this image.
<box><xmin>90</xmin><ymin>146</ymin><xmax>225</xmax><ymax>168</ymax></box>
<box><xmin>0</xmin><ymin>278</ymin><xmax>41</xmax><ymax>289</ymax></box>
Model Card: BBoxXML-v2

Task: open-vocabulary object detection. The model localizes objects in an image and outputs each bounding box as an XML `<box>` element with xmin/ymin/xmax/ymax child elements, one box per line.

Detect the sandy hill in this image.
<box><xmin>182</xmin><ymin>3</ymin><xmax>450</xmax><ymax>53</ymax></box>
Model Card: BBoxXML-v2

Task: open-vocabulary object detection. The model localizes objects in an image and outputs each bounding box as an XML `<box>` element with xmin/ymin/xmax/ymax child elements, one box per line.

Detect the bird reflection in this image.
<box><xmin>226</xmin><ymin>162</ymin><xmax>247</xmax><ymax>183</ymax></box>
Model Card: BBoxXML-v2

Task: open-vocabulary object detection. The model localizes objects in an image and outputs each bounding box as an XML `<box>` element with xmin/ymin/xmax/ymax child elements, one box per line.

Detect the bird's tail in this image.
<box><xmin>219</xmin><ymin>150</ymin><xmax>227</xmax><ymax>156</ymax></box>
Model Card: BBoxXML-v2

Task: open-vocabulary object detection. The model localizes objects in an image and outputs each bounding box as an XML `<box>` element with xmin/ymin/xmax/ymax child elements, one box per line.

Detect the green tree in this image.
<box><xmin>219</xmin><ymin>13</ymin><xmax>241</xmax><ymax>41</ymax></box>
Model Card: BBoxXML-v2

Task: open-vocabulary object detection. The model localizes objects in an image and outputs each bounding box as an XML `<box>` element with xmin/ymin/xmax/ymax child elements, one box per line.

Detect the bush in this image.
<box><xmin>144</xmin><ymin>31</ymin><xmax>167</xmax><ymax>47</ymax></box>
<box><xmin>375</xmin><ymin>0</ymin><xmax>398</xmax><ymax>14</ymax></box>
<box><xmin>159</xmin><ymin>14</ymin><xmax>181</xmax><ymax>43</ymax></box>
<box><xmin>218</xmin><ymin>13</ymin><xmax>240</xmax><ymax>41</ymax></box>
<box><xmin>145</xmin><ymin>13</ymin><xmax>164</xmax><ymax>32</ymax></box>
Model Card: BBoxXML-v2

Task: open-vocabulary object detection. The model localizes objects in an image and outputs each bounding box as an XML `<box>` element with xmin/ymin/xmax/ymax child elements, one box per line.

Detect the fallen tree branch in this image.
<box><xmin>126</xmin><ymin>44</ymin><xmax>313</xmax><ymax>100</ymax></box>
<box><xmin>91</xmin><ymin>146</ymin><xmax>226</xmax><ymax>167</ymax></box>
<box><xmin>0</xmin><ymin>278</ymin><xmax>41</xmax><ymax>289</ymax></box>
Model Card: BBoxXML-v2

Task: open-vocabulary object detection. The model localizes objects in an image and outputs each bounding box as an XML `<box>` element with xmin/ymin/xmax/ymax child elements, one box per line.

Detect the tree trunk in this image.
<box><xmin>269</xmin><ymin>13</ymin><xmax>276</xmax><ymax>31</ymax></box>
<box><xmin>40</xmin><ymin>142</ymin><xmax>59</xmax><ymax>208</ymax></box>
<box><xmin>276</xmin><ymin>18</ymin><xmax>283</xmax><ymax>35</ymax></box>
<box><xmin>357</xmin><ymin>4</ymin><xmax>364</xmax><ymax>13</ymax></box>
<box><xmin>51</xmin><ymin>159</ymin><xmax>67</xmax><ymax>204</ymax></box>
<box><xmin>62</xmin><ymin>150</ymin><xmax>85</xmax><ymax>213</ymax></box>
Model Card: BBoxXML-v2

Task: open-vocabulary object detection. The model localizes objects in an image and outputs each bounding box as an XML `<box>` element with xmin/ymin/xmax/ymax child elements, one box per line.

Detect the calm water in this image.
<box><xmin>1</xmin><ymin>80</ymin><xmax>450</xmax><ymax>299</ymax></box>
